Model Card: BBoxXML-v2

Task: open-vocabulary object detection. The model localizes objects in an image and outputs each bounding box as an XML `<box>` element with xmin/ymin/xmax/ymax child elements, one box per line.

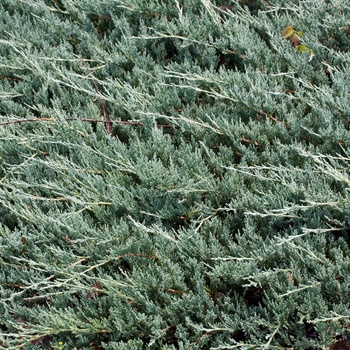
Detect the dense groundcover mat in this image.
<box><xmin>0</xmin><ymin>0</ymin><xmax>350</xmax><ymax>349</ymax></box>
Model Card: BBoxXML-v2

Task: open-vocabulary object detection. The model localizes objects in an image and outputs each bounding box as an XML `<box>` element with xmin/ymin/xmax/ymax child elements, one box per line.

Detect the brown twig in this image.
<box><xmin>121</xmin><ymin>253</ymin><xmax>158</xmax><ymax>260</ymax></box>
<box><xmin>0</xmin><ymin>118</ymin><xmax>53</xmax><ymax>126</ymax></box>
<box><xmin>93</xmin><ymin>80</ymin><xmax>113</xmax><ymax>135</ymax></box>
<box><xmin>258</xmin><ymin>109</ymin><xmax>290</xmax><ymax>129</ymax></box>
<box><xmin>0</xmin><ymin>75</ymin><xmax>20</xmax><ymax>81</ymax></box>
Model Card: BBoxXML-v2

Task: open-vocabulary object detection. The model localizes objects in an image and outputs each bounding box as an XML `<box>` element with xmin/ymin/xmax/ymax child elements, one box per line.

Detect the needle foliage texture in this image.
<box><xmin>0</xmin><ymin>0</ymin><xmax>350</xmax><ymax>349</ymax></box>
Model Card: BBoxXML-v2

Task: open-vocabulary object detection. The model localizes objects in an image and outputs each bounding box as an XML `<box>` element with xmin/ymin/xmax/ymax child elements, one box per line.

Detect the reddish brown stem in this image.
<box><xmin>93</xmin><ymin>80</ymin><xmax>113</xmax><ymax>135</ymax></box>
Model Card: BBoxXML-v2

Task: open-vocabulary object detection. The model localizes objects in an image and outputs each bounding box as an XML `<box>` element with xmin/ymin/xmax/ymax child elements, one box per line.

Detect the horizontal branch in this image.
<box><xmin>0</xmin><ymin>117</ymin><xmax>175</xmax><ymax>128</ymax></box>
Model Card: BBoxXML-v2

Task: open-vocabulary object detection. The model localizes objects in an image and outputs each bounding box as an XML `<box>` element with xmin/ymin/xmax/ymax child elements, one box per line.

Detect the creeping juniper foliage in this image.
<box><xmin>1</xmin><ymin>0</ymin><xmax>350</xmax><ymax>349</ymax></box>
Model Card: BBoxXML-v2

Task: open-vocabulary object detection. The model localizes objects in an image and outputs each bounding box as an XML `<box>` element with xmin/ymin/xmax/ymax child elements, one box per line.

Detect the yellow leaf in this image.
<box><xmin>281</xmin><ymin>26</ymin><xmax>295</xmax><ymax>38</ymax></box>
<box><xmin>296</xmin><ymin>44</ymin><xmax>312</xmax><ymax>54</ymax></box>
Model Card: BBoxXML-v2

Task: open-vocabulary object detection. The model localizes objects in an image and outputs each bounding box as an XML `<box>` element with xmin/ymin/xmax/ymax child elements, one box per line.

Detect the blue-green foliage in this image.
<box><xmin>1</xmin><ymin>0</ymin><xmax>350</xmax><ymax>348</ymax></box>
